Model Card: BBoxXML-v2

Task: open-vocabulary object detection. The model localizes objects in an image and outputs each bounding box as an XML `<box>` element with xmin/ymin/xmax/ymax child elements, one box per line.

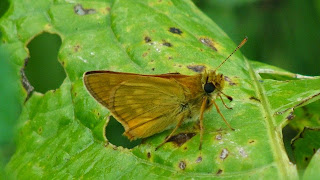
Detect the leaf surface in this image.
<box><xmin>2</xmin><ymin>0</ymin><xmax>320</xmax><ymax>179</ymax></box>
<box><xmin>292</xmin><ymin>127</ymin><xmax>320</xmax><ymax>176</ymax></box>
<box><xmin>303</xmin><ymin>148</ymin><xmax>320</xmax><ymax>180</ymax></box>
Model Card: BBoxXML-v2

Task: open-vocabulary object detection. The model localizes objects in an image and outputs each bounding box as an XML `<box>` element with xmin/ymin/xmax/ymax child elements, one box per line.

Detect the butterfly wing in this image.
<box><xmin>83</xmin><ymin>71</ymin><xmax>200</xmax><ymax>139</ymax></box>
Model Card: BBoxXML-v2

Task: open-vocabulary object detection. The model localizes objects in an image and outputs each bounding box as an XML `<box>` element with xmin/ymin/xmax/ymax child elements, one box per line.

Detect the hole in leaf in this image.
<box><xmin>0</xmin><ymin>0</ymin><xmax>9</xmax><ymax>18</ymax></box>
<box><xmin>282</xmin><ymin>100</ymin><xmax>320</xmax><ymax>165</ymax></box>
<box><xmin>24</xmin><ymin>32</ymin><xmax>65</xmax><ymax>93</ymax></box>
<box><xmin>282</xmin><ymin>118</ymin><xmax>301</xmax><ymax>164</ymax></box>
<box><xmin>105</xmin><ymin>116</ymin><xmax>141</xmax><ymax>149</ymax></box>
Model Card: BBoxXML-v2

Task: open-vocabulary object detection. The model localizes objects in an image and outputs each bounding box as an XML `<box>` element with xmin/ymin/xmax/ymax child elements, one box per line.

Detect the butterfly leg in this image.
<box><xmin>155</xmin><ymin>115</ymin><xmax>185</xmax><ymax>151</ymax></box>
<box><xmin>212</xmin><ymin>99</ymin><xmax>235</xmax><ymax>131</ymax></box>
<box><xmin>219</xmin><ymin>91</ymin><xmax>233</xmax><ymax>101</ymax></box>
<box><xmin>199</xmin><ymin>96</ymin><xmax>208</xmax><ymax>150</ymax></box>
<box><xmin>219</xmin><ymin>94</ymin><xmax>232</xmax><ymax>109</ymax></box>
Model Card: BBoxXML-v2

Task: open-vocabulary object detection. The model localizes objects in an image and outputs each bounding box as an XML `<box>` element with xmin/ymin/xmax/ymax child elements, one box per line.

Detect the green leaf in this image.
<box><xmin>292</xmin><ymin>128</ymin><xmax>320</xmax><ymax>176</ymax></box>
<box><xmin>289</xmin><ymin>100</ymin><xmax>320</xmax><ymax>132</ymax></box>
<box><xmin>303</xmin><ymin>148</ymin><xmax>320</xmax><ymax>180</ymax></box>
<box><xmin>2</xmin><ymin>0</ymin><xmax>320</xmax><ymax>179</ymax></box>
<box><xmin>0</xmin><ymin>46</ymin><xmax>20</xmax><ymax>179</ymax></box>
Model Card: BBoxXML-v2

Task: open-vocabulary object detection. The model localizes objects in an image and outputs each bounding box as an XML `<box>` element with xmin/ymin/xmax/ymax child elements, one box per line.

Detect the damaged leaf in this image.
<box><xmin>1</xmin><ymin>0</ymin><xmax>319</xmax><ymax>179</ymax></box>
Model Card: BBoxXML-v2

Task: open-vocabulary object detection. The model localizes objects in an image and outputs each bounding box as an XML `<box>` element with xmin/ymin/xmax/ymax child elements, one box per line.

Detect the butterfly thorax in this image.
<box><xmin>173</xmin><ymin>70</ymin><xmax>225</xmax><ymax>124</ymax></box>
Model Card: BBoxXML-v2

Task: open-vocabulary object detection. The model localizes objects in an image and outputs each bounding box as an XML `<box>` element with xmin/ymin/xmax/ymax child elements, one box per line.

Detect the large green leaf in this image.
<box><xmin>303</xmin><ymin>148</ymin><xmax>320</xmax><ymax>180</ymax></box>
<box><xmin>292</xmin><ymin>128</ymin><xmax>320</xmax><ymax>177</ymax></box>
<box><xmin>2</xmin><ymin>0</ymin><xmax>320</xmax><ymax>178</ymax></box>
<box><xmin>0</xmin><ymin>46</ymin><xmax>20</xmax><ymax>179</ymax></box>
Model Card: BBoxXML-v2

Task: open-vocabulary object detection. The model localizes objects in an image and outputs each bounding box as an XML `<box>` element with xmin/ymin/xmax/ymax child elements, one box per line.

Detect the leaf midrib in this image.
<box><xmin>245</xmin><ymin>57</ymin><xmax>292</xmax><ymax>179</ymax></box>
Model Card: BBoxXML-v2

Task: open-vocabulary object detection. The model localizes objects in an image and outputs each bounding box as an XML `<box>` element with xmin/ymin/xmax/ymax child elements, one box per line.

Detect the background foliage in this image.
<box><xmin>196</xmin><ymin>0</ymin><xmax>320</xmax><ymax>76</ymax></box>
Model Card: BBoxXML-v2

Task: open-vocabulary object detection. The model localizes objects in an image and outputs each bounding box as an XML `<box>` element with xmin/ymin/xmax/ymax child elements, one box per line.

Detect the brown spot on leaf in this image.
<box><xmin>196</xmin><ymin>156</ymin><xmax>202</xmax><ymax>163</ymax></box>
<box><xmin>144</xmin><ymin>36</ymin><xmax>152</xmax><ymax>43</ymax></box>
<box><xmin>187</xmin><ymin>65</ymin><xmax>206</xmax><ymax>73</ymax></box>
<box><xmin>74</xmin><ymin>4</ymin><xmax>96</xmax><ymax>15</ymax></box>
<box><xmin>179</xmin><ymin>161</ymin><xmax>186</xmax><ymax>170</ymax></box>
<box><xmin>249</xmin><ymin>96</ymin><xmax>261</xmax><ymax>102</ymax></box>
<box><xmin>286</xmin><ymin>112</ymin><xmax>295</xmax><ymax>120</ymax></box>
<box><xmin>38</xmin><ymin>127</ymin><xmax>42</xmax><ymax>133</ymax></box>
<box><xmin>220</xmin><ymin>148</ymin><xmax>229</xmax><ymax>160</ymax></box>
<box><xmin>199</xmin><ymin>37</ymin><xmax>217</xmax><ymax>51</ymax></box>
<box><xmin>168</xmin><ymin>56</ymin><xmax>173</xmax><ymax>60</ymax></box>
<box><xmin>147</xmin><ymin>152</ymin><xmax>151</xmax><ymax>159</ymax></box>
<box><xmin>216</xmin><ymin>169</ymin><xmax>223</xmax><ymax>175</ymax></box>
<box><xmin>169</xmin><ymin>27</ymin><xmax>182</xmax><ymax>35</ymax></box>
<box><xmin>239</xmin><ymin>147</ymin><xmax>248</xmax><ymax>158</ymax></box>
<box><xmin>162</xmin><ymin>40</ymin><xmax>172</xmax><ymax>47</ymax></box>
<box><xmin>168</xmin><ymin>133</ymin><xmax>196</xmax><ymax>147</ymax></box>
<box><xmin>74</xmin><ymin>45</ymin><xmax>81</xmax><ymax>52</ymax></box>
<box><xmin>142</xmin><ymin>52</ymin><xmax>148</xmax><ymax>57</ymax></box>
<box><xmin>151</xmin><ymin>68</ymin><xmax>155</xmax><ymax>71</ymax></box>
<box><xmin>249</xmin><ymin>140</ymin><xmax>255</xmax><ymax>144</ymax></box>
<box><xmin>215</xmin><ymin>134</ymin><xmax>222</xmax><ymax>140</ymax></box>
<box><xmin>224</xmin><ymin>76</ymin><xmax>236</xmax><ymax>86</ymax></box>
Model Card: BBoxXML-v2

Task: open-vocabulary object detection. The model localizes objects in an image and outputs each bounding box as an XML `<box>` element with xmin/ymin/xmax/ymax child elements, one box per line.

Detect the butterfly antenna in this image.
<box><xmin>214</xmin><ymin>37</ymin><xmax>248</xmax><ymax>71</ymax></box>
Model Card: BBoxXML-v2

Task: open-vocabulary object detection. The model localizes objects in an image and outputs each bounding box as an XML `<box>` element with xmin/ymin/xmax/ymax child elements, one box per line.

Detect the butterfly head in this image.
<box><xmin>201</xmin><ymin>70</ymin><xmax>225</xmax><ymax>95</ymax></box>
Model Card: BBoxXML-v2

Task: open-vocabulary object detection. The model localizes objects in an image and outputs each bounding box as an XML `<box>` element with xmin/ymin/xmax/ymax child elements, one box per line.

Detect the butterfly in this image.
<box><xmin>83</xmin><ymin>37</ymin><xmax>247</xmax><ymax>150</ymax></box>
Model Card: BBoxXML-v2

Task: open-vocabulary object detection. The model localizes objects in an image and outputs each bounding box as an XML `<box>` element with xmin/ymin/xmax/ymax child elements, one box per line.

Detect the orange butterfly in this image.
<box><xmin>84</xmin><ymin>37</ymin><xmax>247</xmax><ymax>150</ymax></box>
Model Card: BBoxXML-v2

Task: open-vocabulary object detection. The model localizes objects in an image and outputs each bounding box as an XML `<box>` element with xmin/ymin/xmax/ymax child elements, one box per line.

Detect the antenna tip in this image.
<box><xmin>238</xmin><ymin>37</ymin><xmax>248</xmax><ymax>48</ymax></box>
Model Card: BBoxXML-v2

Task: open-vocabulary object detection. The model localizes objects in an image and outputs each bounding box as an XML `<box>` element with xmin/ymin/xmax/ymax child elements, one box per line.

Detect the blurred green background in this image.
<box><xmin>0</xmin><ymin>0</ymin><xmax>319</xmax><ymax>172</ymax></box>
<box><xmin>196</xmin><ymin>0</ymin><xmax>320</xmax><ymax>76</ymax></box>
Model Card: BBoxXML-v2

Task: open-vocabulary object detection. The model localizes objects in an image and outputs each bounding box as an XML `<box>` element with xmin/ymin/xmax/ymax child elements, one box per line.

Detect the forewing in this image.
<box><xmin>83</xmin><ymin>71</ymin><xmax>194</xmax><ymax>139</ymax></box>
<box><xmin>84</xmin><ymin>71</ymin><xmax>142</xmax><ymax>108</ymax></box>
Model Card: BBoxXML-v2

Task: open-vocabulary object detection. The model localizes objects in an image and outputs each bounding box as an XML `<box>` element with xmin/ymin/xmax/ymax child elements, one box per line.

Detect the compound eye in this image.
<box><xmin>204</xmin><ymin>82</ymin><xmax>215</xmax><ymax>93</ymax></box>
